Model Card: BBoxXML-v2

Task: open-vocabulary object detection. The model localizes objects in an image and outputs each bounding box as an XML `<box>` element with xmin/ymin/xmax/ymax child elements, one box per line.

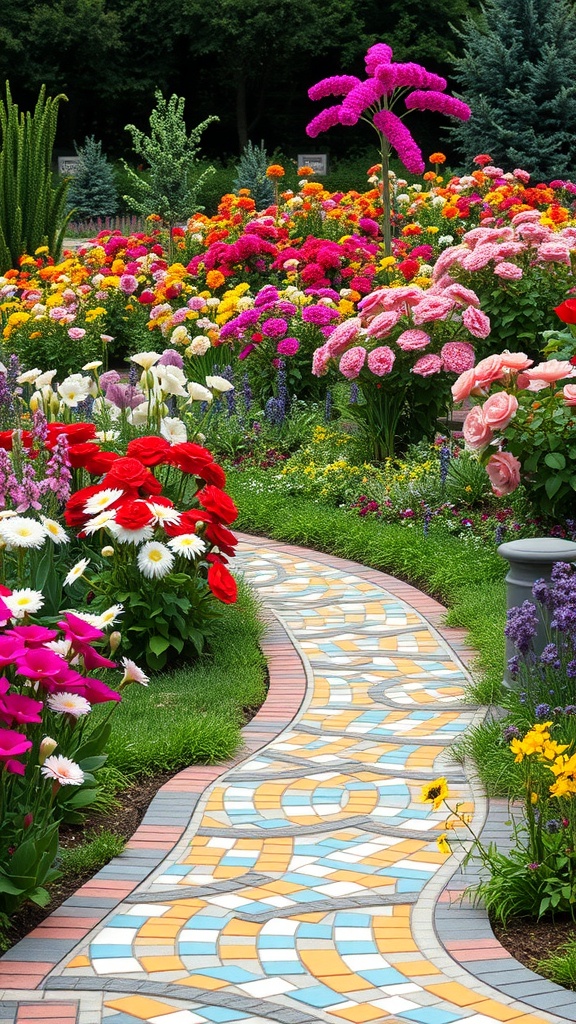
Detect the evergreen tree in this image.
<box><xmin>233</xmin><ymin>141</ymin><xmax>274</xmax><ymax>210</ymax></box>
<box><xmin>450</xmin><ymin>0</ymin><xmax>576</xmax><ymax>179</ymax></box>
<box><xmin>67</xmin><ymin>135</ymin><xmax>117</xmax><ymax>219</ymax></box>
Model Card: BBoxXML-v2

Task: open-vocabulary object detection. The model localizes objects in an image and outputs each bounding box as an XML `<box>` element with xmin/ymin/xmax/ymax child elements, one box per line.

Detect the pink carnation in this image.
<box><xmin>431</xmin><ymin>245</ymin><xmax>468</xmax><ymax>281</ymax></box>
<box><xmin>412</xmin><ymin>354</ymin><xmax>442</xmax><ymax>377</ymax></box>
<box><xmin>463</xmin><ymin>406</ymin><xmax>493</xmax><ymax>450</ymax></box>
<box><xmin>367</xmin><ymin>346</ymin><xmax>395</xmax><ymax>376</ymax></box>
<box><xmin>365</xmin><ymin>309</ymin><xmax>401</xmax><ymax>338</ymax></box>
<box><xmin>412</xmin><ymin>295</ymin><xmax>455</xmax><ymax>324</ymax></box>
<box><xmin>441</xmin><ymin>342</ymin><xmax>475</xmax><ymax>374</ymax></box>
<box><xmin>325</xmin><ymin>317</ymin><xmax>362</xmax><ymax>356</ymax></box>
<box><xmin>486</xmin><ymin>452</ymin><xmax>521</xmax><ymax>497</ymax></box>
<box><xmin>396</xmin><ymin>329</ymin><xmax>430</xmax><ymax>351</ymax></box>
<box><xmin>312</xmin><ymin>345</ymin><xmax>331</xmax><ymax>377</ymax></box>
<box><xmin>443</xmin><ymin>284</ymin><xmax>481</xmax><ymax>307</ymax></box>
<box><xmin>462</xmin><ymin>305</ymin><xmax>491</xmax><ymax>339</ymax></box>
<box><xmin>494</xmin><ymin>262</ymin><xmax>523</xmax><ymax>280</ymax></box>
<box><xmin>339</xmin><ymin>346</ymin><xmax>366</xmax><ymax>379</ymax></box>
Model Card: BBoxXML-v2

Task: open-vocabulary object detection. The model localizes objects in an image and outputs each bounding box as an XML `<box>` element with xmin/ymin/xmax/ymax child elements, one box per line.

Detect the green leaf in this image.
<box><xmin>544</xmin><ymin>452</ymin><xmax>566</xmax><ymax>470</ymax></box>
<box><xmin>545</xmin><ymin>475</ymin><xmax>562</xmax><ymax>499</ymax></box>
<box><xmin>149</xmin><ymin>635</ymin><xmax>170</xmax><ymax>655</ymax></box>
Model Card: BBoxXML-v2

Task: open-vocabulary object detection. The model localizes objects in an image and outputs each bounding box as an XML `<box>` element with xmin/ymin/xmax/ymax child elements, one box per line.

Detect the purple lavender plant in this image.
<box><xmin>44</xmin><ymin>435</ymin><xmax>72</xmax><ymax>505</ymax></box>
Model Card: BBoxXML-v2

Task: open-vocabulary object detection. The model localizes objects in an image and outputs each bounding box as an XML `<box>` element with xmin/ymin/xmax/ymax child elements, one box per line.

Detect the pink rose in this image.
<box><xmin>493</xmin><ymin>262</ymin><xmax>523</xmax><ymax>281</ymax></box>
<box><xmin>524</xmin><ymin>359</ymin><xmax>576</xmax><ymax>384</ymax></box>
<box><xmin>367</xmin><ymin>346</ymin><xmax>395</xmax><ymax>376</ymax></box>
<box><xmin>365</xmin><ymin>310</ymin><xmax>401</xmax><ymax>338</ymax></box>
<box><xmin>462</xmin><ymin>406</ymin><xmax>493</xmax><ymax>450</ymax></box>
<box><xmin>452</xmin><ymin>367</ymin><xmax>477</xmax><ymax>403</ymax></box>
<box><xmin>339</xmin><ymin>346</ymin><xmax>366</xmax><ymax>380</ymax></box>
<box><xmin>482</xmin><ymin>392</ymin><xmax>518</xmax><ymax>431</ymax></box>
<box><xmin>563</xmin><ymin>384</ymin><xmax>576</xmax><ymax>406</ymax></box>
<box><xmin>462</xmin><ymin>305</ymin><xmax>491</xmax><ymax>339</ymax></box>
<box><xmin>537</xmin><ymin>242</ymin><xmax>571</xmax><ymax>265</ymax></box>
<box><xmin>474</xmin><ymin>354</ymin><xmax>505</xmax><ymax>387</ymax></box>
<box><xmin>441</xmin><ymin>342</ymin><xmax>475</xmax><ymax>374</ymax></box>
<box><xmin>412</xmin><ymin>354</ymin><xmax>442</xmax><ymax>377</ymax></box>
<box><xmin>396</xmin><ymin>329</ymin><xmax>430</xmax><ymax>351</ymax></box>
<box><xmin>68</xmin><ymin>327</ymin><xmax>86</xmax><ymax>340</ymax></box>
<box><xmin>486</xmin><ymin>451</ymin><xmax>521</xmax><ymax>497</ymax></box>
<box><xmin>500</xmin><ymin>351</ymin><xmax>533</xmax><ymax>373</ymax></box>
<box><xmin>443</xmin><ymin>283</ymin><xmax>481</xmax><ymax>307</ymax></box>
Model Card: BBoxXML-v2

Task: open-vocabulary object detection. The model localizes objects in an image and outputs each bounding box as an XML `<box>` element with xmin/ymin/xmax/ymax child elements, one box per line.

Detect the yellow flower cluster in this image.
<box><xmin>509</xmin><ymin>722</ymin><xmax>568</xmax><ymax>764</ymax></box>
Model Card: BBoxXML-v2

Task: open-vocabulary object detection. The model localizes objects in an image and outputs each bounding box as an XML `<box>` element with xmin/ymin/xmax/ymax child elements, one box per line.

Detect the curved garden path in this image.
<box><xmin>1</xmin><ymin>534</ymin><xmax>575</xmax><ymax>1024</ymax></box>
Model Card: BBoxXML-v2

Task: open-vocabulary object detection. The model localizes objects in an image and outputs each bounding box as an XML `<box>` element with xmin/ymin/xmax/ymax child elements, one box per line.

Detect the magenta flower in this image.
<box><xmin>339</xmin><ymin>79</ymin><xmax>385</xmax><ymax>126</ymax></box>
<box><xmin>277</xmin><ymin>338</ymin><xmax>300</xmax><ymax>356</ymax></box>
<box><xmin>364</xmin><ymin>43</ymin><xmax>393</xmax><ymax>74</ymax></box>
<box><xmin>0</xmin><ymin>728</ymin><xmax>33</xmax><ymax>761</ymax></box>
<box><xmin>308</xmin><ymin>75</ymin><xmax>361</xmax><ymax>101</ymax></box>
<box><xmin>405</xmin><ymin>90</ymin><xmax>471</xmax><ymax>120</ymax></box>
<box><xmin>373</xmin><ymin>110</ymin><xmax>424</xmax><ymax>174</ymax></box>
<box><xmin>6</xmin><ymin>625</ymin><xmax>59</xmax><ymax>646</ymax></box>
<box><xmin>16</xmin><ymin>648</ymin><xmax>70</xmax><ymax>683</ymax></box>
<box><xmin>261</xmin><ymin>317</ymin><xmax>288</xmax><ymax>338</ymax></box>
<box><xmin>306</xmin><ymin>104</ymin><xmax>344</xmax><ymax>139</ymax></box>
<box><xmin>0</xmin><ymin>636</ymin><xmax>27</xmax><ymax>667</ymax></box>
<box><xmin>0</xmin><ymin>692</ymin><xmax>43</xmax><ymax>727</ymax></box>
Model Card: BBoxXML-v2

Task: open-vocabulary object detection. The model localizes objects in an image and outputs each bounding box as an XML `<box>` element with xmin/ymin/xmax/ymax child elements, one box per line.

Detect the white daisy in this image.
<box><xmin>0</xmin><ymin>517</ymin><xmax>46</xmax><ymax>549</ymax></box>
<box><xmin>96</xmin><ymin>604</ymin><xmax>124</xmax><ymax>627</ymax></box>
<box><xmin>145</xmin><ymin>502</ymin><xmax>181</xmax><ymax>526</ymax></box>
<box><xmin>5</xmin><ymin>588</ymin><xmax>45</xmax><ymax>618</ymax></box>
<box><xmin>40</xmin><ymin>755</ymin><xmax>85</xmax><ymax>786</ymax></box>
<box><xmin>206</xmin><ymin>375</ymin><xmax>234</xmax><ymax>393</ymax></box>
<box><xmin>46</xmin><ymin>638</ymin><xmax>74</xmax><ymax>660</ymax></box>
<box><xmin>63</xmin><ymin>557</ymin><xmax>91</xmax><ymax>586</ymax></box>
<box><xmin>120</xmin><ymin>658</ymin><xmax>150</xmax><ymax>686</ymax></box>
<box><xmin>168</xmin><ymin>534</ymin><xmax>207</xmax><ymax>560</ymax></box>
<box><xmin>107</xmin><ymin>522</ymin><xmax>154</xmax><ymax>545</ymax></box>
<box><xmin>136</xmin><ymin>541</ymin><xmax>174</xmax><ymax>579</ymax></box>
<box><xmin>83</xmin><ymin>488</ymin><xmax>124</xmax><ymax>516</ymax></box>
<box><xmin>0</xmin><ymin>510</ymin><xmax>18</xmax><ymax>520</ymax></box>
<box><xmin>83</xmin><ymin>510</ymin><xmax>117</xmax><ymax>536</ymax></box>
<box><xmin>160</xmin><ymin>416</ymin><xmax>187</xmax><ymax>444</ymax></box>
<box><xmin>40</xmin><ymin>516</ymin><xmax>70</xmax><ymax>545</ymax></box>
<box><xmin>47</xmin><ymin>692</ymin><xmax>92</xmax><ymax>718</ymax></box>
<box><xmin>65</xmin><ymin>609</ymin><xmax>102</xmax><ymax>627</ymax></box>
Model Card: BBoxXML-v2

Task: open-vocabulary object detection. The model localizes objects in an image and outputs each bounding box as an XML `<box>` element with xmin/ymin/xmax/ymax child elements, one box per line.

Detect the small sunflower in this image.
<box><xmin>421</xmin><ymin>777</ymin><xmax>449</xmax><ymax>810</ymax></box>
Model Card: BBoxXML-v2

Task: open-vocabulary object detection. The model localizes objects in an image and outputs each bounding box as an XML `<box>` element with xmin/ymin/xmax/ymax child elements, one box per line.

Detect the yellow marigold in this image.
<box><xmin>380</xmin><ymin>256</ymin><xmax>396</xmax><ymax>268</ymax></box>
<box><xmin>338</xmin><ymin>299</ymin><xmax>355</xmax><ymax>316</ymax></box>
<box><xmin>206</xmin><ymin>270</ymin><xmax>226</xmax><ymax>290</ymax></box>
<box><xmin>429</xmin><ymin>152</ymin><xmax>446</xmax><ymax>164</ymax></box>
<box><xmin>266</xmin><ymin>164</ymin><xmax>285</xmax><ymax>178</ymax></box>
<box><xmin>100</xmin><ymin>276</ymin><xmax>120</xmax><ymax>289</ymax></box>
<box><xmin>426</xmin><ymin>226</ymin><xmax>440</xmax><ymax>234</ymax></box>
<box><xmin>111</xmin><ymin>258</ymin><xmax>125</xmax><ymax>274</ymax></box>
<box><xmin>19</xmin><ymin>255</ymin><xmax>36</xmax><ymax>266</ymax></box>
<box><xmin>85</xmin><ymin>307</ymin><xmax>107</xmax><ymax>322</ymax></box>
<box><xmin>34</xmin><ymin>245</ymin><xmax>49</xmax><ymax>255</ymax></box>
<box><xmin>29</xmin><ymin>331</ymin><xmax>42</xmax><ymax>339</ymax></box>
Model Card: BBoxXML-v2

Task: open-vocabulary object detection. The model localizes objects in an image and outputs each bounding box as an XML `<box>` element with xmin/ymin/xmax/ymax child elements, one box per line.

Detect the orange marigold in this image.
<box><xmin>429</xmin><ymin>152</ymin><xmax>446</xmax><ymax>164</ymax></box>
<box><xmin>297</xmin><ymin>166</ymin><xmax>315</xmax><ymax>176</ymax></box>
<box><xmin>266</xmin><ymin>164</ymin><xmax>285</xmax><ymax>178</ymax></box>
<box><xmin>206</xmin><ymin>270</ymin><xmax>226</xmax><ymax>290</ymax></box>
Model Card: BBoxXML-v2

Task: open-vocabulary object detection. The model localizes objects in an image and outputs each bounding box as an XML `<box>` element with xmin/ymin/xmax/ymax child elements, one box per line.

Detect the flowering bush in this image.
<box><xmin>454</xmin><ymin>351</ymin><xmax>576</xmax><ymax>517</ymax></box>
<box><xmin>312</xmin><ymin>279</ymin><xmax>486</xmax><ymax>457</ymax></box>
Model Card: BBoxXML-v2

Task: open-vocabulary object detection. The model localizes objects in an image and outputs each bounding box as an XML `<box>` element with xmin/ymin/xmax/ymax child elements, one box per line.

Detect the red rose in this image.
<box><xmin>83</xmin><ymin>450</ymin><xmax>120</xmax><ymax>475</ymax></box>
<box><xmin>127</xmin><ymin>435</ymin><xmax>171</xmax><ymax>467</ymax></box>
<box><xmin>196</xmin><ymin>485</ymin><xmax>238</xmax><ymax>525</ymax></box>
<box><xmin>200</xmin><ymin>462</ymin><xmax>227</xmax><ymax>488</ymax></box>
<box><xmin>0</xmin><ymin>432</ymin><xmax>13</xmax><ymax>451</ymax></box>
<box><xmin>204</xmin><ymin>521</ymin><xmax>238</xmax><ymax>557</ymax></box>
<box><xmin>115</xmin><ymin>500</ymin><xmax>154</xmax><ymax>530</ymax></box>
<box><xmin>165</xmin><ymin>442</ymin><xmax>213</xmax><ymax>474</ymax></box>
<box><xmin>163</xmin><ymin>508</ymin><xmax>214</xmax><ymax>537</ymax></box>
<box><xmin>207</xmin><ymin>562</ymin><xmax>237</xmax><ymax>603</ymax></box>
<box><xmin>67</xmin><ymin>442</ymin><xmax>102</xmax><ymax>469</ymax></box>
<box><xmin>554</xmin><ymin>299</ymin><xmax>576</xmax><ymax>325</ymax></box>
<box><xmin>103</xmin><ymin>457</ymin><xmax>151</xmax><ymax>491</ymax></box>
<box><xmin>64</xmin><ymin>485</ymin><xmax>105</xmax><ymax>527</ymax></box>
<box><xmin>47</xmin><ymin>422</ymin><xmax>97</xmax><ymax>446</ymax></box>
<box><xmin>138</xmin><ymin>290</ymin><xmax>156</xmax><ymax>304</ymax></box>
<box><xmin>206</xmin><ymin>552</ymin><xmax>228</xmax><ymax>564</ymax></box>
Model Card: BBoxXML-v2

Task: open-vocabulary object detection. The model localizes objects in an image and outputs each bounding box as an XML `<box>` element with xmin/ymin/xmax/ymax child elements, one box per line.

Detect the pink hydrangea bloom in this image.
<box><xmin>462</xmin><ymin>305</ymin><xmax>491</xmax><ymax>339</ymax></box>
<box><xmin>412</xmin><ymin>295</ymin><xmax>455</xmax><ymax>324</ymax></box>
<box><xmin>339</xmin><ymin>346</ymin><xmax>366</xmax><ymax>379</ymax></box>
<box><xmin>443</xmin><ymin>283</ymin><xmax>481</xmax><ymax>307</ymax></box>
<box><xmin>367</xmin><ymin>346</ymin><xmax>395</xmax><ymax>376</ymax></box>
<box><xmin>412</xmin><ymin>354</ymin><xmax>442</xmax><ymax>377</ymax></box>
<box><xmin>325</xmin><ymin>317</ymin><xmax>362</xmax><ymax>356</ymax></box>
<box><xmin>441</xmin><ymin>342</ymin><xmax>475</xmax><ymax>374</ymax></box>
<box><xmin>396</xmin><ymin>329</ymin><xmax>430</xmax><ymax>351</ymax></box>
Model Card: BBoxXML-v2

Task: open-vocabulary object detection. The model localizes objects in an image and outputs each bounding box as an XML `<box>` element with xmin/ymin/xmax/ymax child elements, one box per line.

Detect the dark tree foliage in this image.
<box><xmin>451</xmin><ymin>0</ymin><xmax>576</xmax><ymax>179</ymax></box>
<box><xmin>67</xmin><ymin>136</ymin><xmax>118</xmax><ymax>219</ymax></box>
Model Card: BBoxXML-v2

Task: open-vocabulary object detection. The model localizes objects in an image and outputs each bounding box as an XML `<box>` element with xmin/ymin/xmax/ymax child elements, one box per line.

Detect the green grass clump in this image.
<box><xmin>449</xmin><ymin>720</ymin><xmax>521</xmax><ymax>798</ymax></box>
<box><xmin>98</xmin><ymin>579</ymin><xmax>266</xmax><ymax>776</ymax></box>
<box><xmin>536</xmin><ymin>937</ymin><xmax>576</xmax><ymax>988</ymax></box>
<box><xmin>58</xmin><ymin>830</ymin><xmax>125</xmax><ymax>875</ymax></box>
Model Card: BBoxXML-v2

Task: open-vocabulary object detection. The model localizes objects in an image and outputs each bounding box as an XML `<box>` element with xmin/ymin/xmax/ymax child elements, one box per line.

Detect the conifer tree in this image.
<box><xmin>450</xmin><ymin>0</ymin><xmax>576</xmax><ymax>179</ymax></box>
<box><xmin>67</xmin><ymin>135</ymin><xmax>117</xmax><ymax>219</ymax></box>
<box><xmin>233</xmin><ymin>142</ymin><xmax>274</xmax><ymax>210</ymax></box>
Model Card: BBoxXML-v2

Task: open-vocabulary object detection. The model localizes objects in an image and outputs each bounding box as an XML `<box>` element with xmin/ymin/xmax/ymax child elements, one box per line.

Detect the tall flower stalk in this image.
<box><xmin>306</xmin><ymin>44</ymin><xmax>471</xmax><ymax>256</ymax></box>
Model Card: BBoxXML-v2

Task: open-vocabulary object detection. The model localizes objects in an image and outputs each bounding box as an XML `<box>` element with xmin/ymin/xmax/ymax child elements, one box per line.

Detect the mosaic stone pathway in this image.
<box><xmin>0</xmin><ymin>536</ymin><xmax>573</xmax><ymax>1024</ymax></box>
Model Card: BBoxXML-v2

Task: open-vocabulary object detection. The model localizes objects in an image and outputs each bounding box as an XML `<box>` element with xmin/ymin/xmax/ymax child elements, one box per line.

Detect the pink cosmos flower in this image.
<box><xmin>396</xmin><ymin>329</ymin><xmax>430</xmax><ymax>351</ymax></box>
<box><xmin>463</xmin><ymin>406</ymin><xmax>493</xmax><ymax>449</ymax></box>
<box><xmin>482</xmin><ymin>392</ymin><xmax>519</xmax><ymax>431</ymax></box>
<box><xmin>412</xmin><ymin>354</ymin><xmax>442</xmax><ymax>377</ymax></box>
<box><xmin>462</xmin><ymin>306</ymin><xmax>491</xmax><ymax>340</ymax></box>
<box><xmin>339</xmin><ymin>346</ymin><xmax>366</xmax><ymax>379</ymax></box>
<box><xmin>486</xmin><ymin>451</ymin><xmax>521</xmax><ymax>496</ymax></box>
<box><xmin>367</xmin><ymin>346</ymin><xmax>395</xmax><ymax>376</ymax></box>
<box><xmin>441</xmin><ymin>342</ymin><xmax>475</xmax><ymax>374</ymax></box>
<box><xmin>524</xmin><ymin>360</ymin><xmax>576</xmax><ymax>384</ymax></box>
<box><xmin>494</xmin><ymin>262</ymin><xmax>523</xmax><ymax>281</ymax></box>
